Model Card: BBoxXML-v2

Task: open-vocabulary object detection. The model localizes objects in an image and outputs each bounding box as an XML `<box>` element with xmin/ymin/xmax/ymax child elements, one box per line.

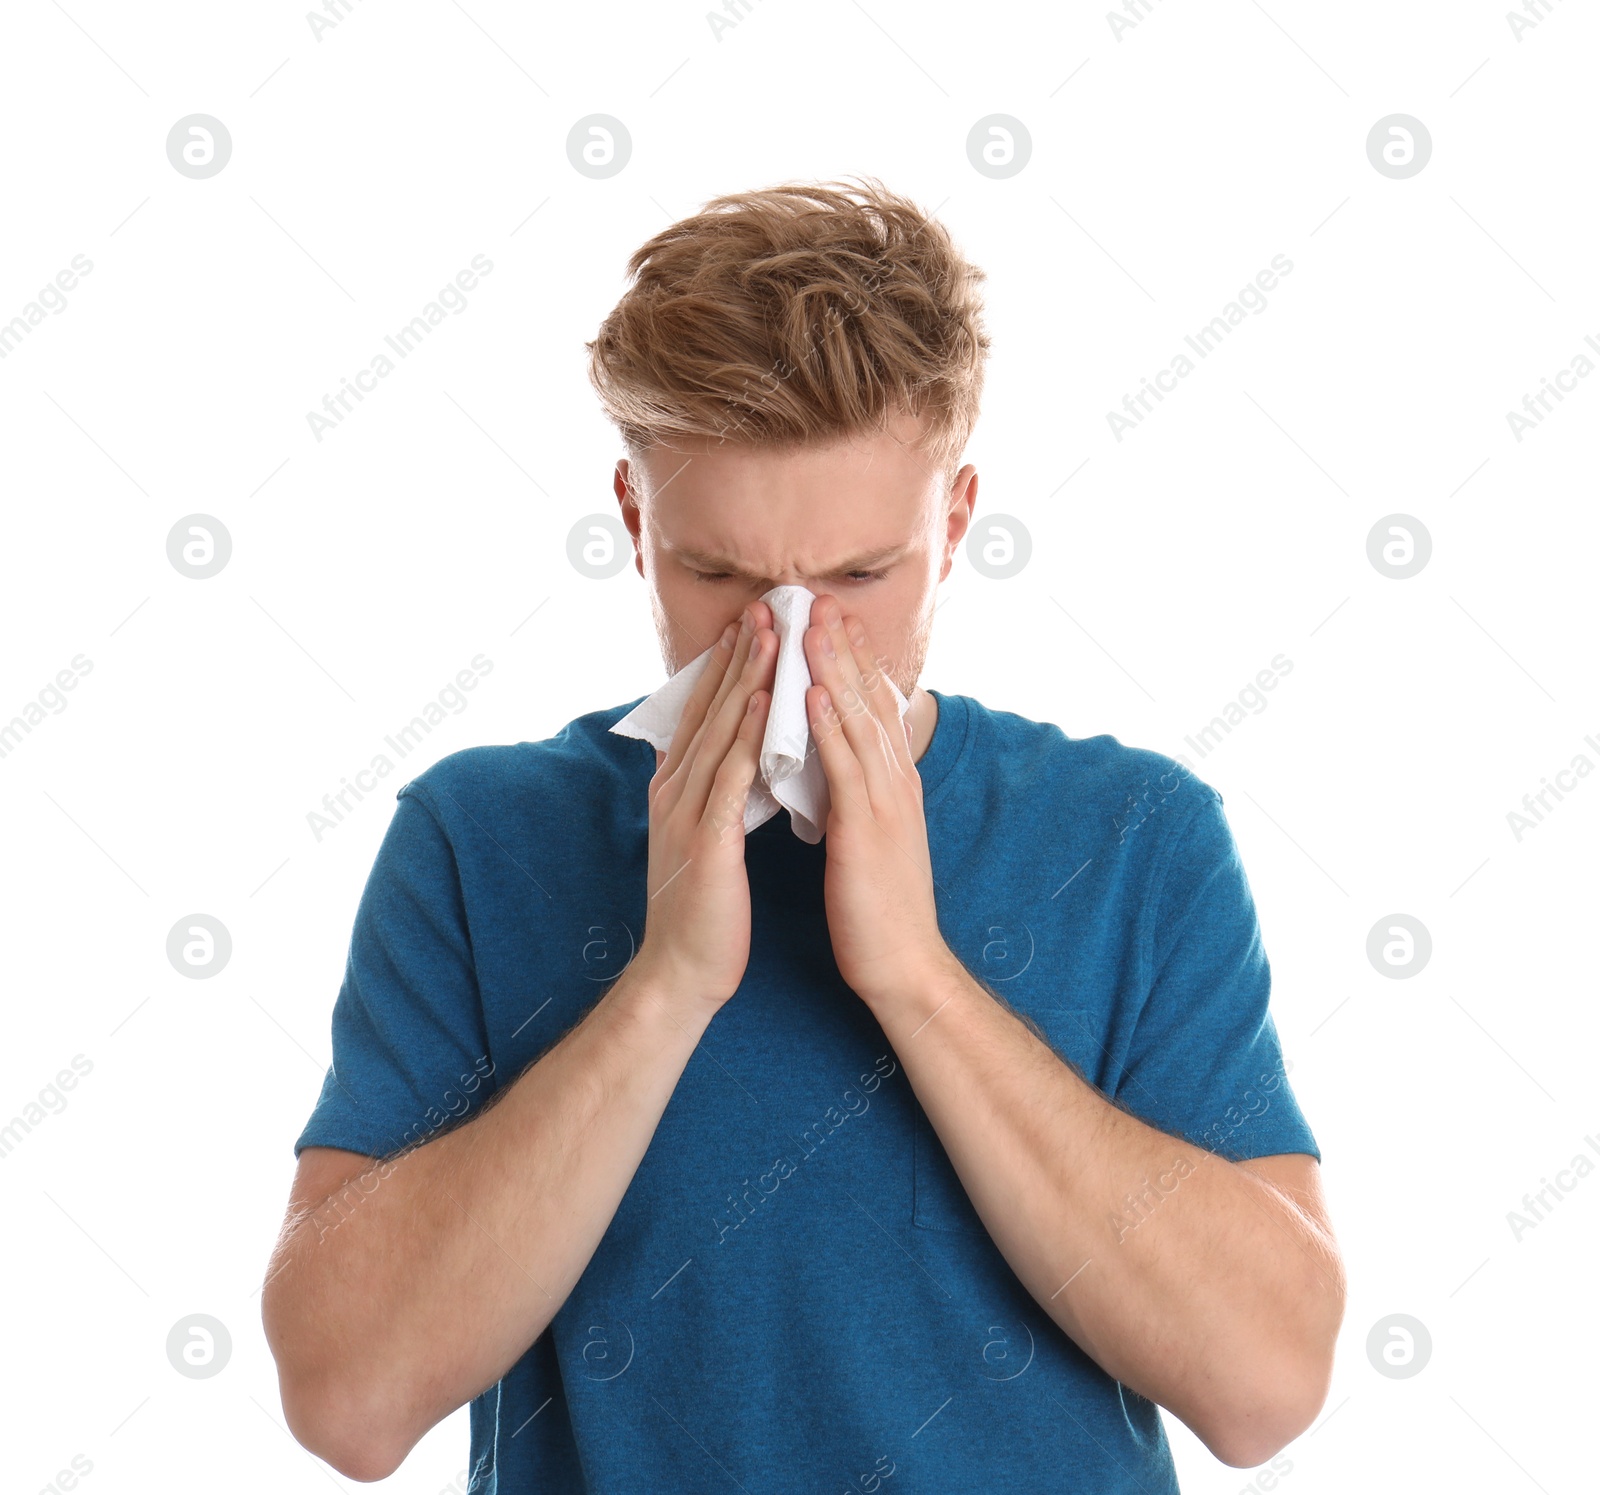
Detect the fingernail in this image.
<box><xmin>720</xmin><ymin>624</ymin><xmax>736</xmax><ymax>648</ymax></box>
<box><xmin>820</xmin><ymin>631</ymin><xmax>835</xmax><ymax>657</ymax></box>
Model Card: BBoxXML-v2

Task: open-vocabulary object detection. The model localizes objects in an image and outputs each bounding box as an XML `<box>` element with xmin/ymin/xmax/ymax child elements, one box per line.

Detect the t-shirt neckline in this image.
<box><xmin>912</xmin><ymin>688</ymin><xmax>970</xmax><ymax>806</ymax></box>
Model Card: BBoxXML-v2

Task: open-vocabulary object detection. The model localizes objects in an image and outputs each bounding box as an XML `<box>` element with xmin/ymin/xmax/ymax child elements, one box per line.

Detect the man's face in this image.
<box><xmin>614</xmin><ymin>413</ymin><xmax>977</xmax><ymax>697</ymax></box>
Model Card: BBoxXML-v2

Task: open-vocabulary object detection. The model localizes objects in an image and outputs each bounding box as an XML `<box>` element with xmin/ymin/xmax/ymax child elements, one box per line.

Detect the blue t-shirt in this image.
<box><xmin>295</xmin><ymin>690</ymin><xmax>1319</xmax><ymax>1494</ymax></box>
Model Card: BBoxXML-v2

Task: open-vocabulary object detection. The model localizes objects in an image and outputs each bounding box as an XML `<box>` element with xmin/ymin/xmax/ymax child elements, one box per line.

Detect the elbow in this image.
<box><xmin>263</xmin><ymin>1293</ymin><xmax>412</xmax><ymax>1482</ymax></box>
<box><xmin>1198</xmin><ymin>1360</ymin><xmax>1331</xmax><ymax>1468</ymax></box>
<box><xmin>1202</xmin><ymin>1394</ymin><xmax>1319</xmax><ymax>1471</ymax></box>
<box><xmin>1199</xmin><ymin>1280</ymin><xmax>1345</xmax><ymax>1468</ymax></box>
<box><xmin>276</xmin><ymin>1369</ymin><xmax>412</xmax><ymax>1483</ymax></box>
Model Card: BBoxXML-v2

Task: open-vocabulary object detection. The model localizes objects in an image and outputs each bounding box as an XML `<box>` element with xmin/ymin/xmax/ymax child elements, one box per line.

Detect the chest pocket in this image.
<box><xmin>911</xmin><ymin>1007</ymin><xmax>1098</xmax><ymax>1235</ymax></box>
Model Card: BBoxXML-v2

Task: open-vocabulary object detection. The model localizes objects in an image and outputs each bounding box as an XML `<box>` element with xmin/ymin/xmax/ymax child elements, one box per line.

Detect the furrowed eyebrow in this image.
<box><xmin>674</xmin><ymin>543</ymin><xmax>905</xmax><ymax>576</ymax></box>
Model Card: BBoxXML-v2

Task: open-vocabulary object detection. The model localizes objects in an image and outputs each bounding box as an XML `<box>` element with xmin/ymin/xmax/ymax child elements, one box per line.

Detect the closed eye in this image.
<box><xmin>688</xmin><ymin>568</ymin><xmax>889</xmax><ymax>584</ymax></box>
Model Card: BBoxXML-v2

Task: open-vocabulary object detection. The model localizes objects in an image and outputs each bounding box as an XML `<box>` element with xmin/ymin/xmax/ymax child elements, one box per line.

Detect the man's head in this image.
<box><xmin>586</xmin><ymin>178</ymin><xmax>989</xmax><ymax>695</ymax></box>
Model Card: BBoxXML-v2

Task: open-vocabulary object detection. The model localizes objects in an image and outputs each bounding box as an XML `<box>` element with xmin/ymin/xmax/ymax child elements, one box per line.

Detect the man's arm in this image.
<box><xmin>796</xmin><ymin>595</ymin><xmax>1346</xmax><ymax>1469</ymax></box>
<box><xmin>864</xmin><ymin>957</ymin><xmax>1344</xmax><ymax>1468</ymax></box>
<box><xmin>262</xmin><ymin>963</ymin><xmax>713</xmax><ymax>1481</ymax></box>
<box><xmin>265</xmin><ymin>607</ymin><xmax>781</xmax><ymax>1481</ymax></box>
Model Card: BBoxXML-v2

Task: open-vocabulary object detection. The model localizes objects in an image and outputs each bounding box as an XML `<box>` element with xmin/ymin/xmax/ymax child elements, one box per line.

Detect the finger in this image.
<box><xmin>701</xmin><ymin>604</ymin><xmax>770</xmax><ymax>725</ymax></box>
<box><xmin>683</xmin><ymin>621</ymin><xmax>775</xmax><ymax>818</ymax></box>
<box><xmin>838</xmin><ymin>609</ymin><xmax>914</xmax><ymax>775</ymax></box>
<box><xmin>805</xmin><ymin>683</ymin><xmax>869</xmax><ymax>820</ymax></box>
<box><xmin>658</xmin><ymin>598</ymin><xmax>777</xmax><ymax>799</ymax></box>
<box><xmin>681</xmin><ymin>607</ymin><xmax>765</xmax><ymax>780</ymax></box>
<box><xmin>804</xmin><ymin>600</ymin><xmax>896</xmax><ymax>808</ymax></box>
<box><xmin>660</xmin><ymin>620</ymin><xmax>740</xmax><ymax>782</ymax></box>
<box><xmin>703</xmin><ymin>688</ymin><xmax>770</xmax><ymax>843</ymax></box>
<box><xmin>678</xmin><ymin>595</ymin><xmax>771</xmax><ymax>761</ymax></box>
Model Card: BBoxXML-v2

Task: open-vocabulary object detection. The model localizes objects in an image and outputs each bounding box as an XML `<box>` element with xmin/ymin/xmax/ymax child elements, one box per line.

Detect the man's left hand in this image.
<box><xmin>802</xmin><ymin>595</ymin><xmax>951</xmax><ymax>1008</ymax></box>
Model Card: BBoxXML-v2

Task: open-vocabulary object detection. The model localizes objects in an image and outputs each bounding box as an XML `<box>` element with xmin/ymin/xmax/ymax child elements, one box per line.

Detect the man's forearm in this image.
<box><xmin>865</xmin><ymin>952</ymin><xmax>1344</xmax><ymax>1467</ymax></box>
<box><xmin>263</xmin><ymin>964</ymin><xmax>712</xmax><ymax>1479</ymax></box>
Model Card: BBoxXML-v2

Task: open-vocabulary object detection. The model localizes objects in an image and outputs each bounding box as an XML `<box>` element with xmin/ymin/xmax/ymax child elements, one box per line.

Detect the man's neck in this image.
<box><xmin>905</xmin><ymin>686</ymin><xmax>939</xmax><ymax>764</ymax></box>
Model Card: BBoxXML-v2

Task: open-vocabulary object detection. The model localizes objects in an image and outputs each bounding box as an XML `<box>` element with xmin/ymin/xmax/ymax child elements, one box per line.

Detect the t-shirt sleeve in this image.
<box><xmin>1112</xmin><ymin>783</ymin><xmax>1320</xmax><ymax>1163</ymax></box>
<box><xmin>294</xmin><ymin>781</ymin><xmax>498</xmax><ymax>1161</ymax></box>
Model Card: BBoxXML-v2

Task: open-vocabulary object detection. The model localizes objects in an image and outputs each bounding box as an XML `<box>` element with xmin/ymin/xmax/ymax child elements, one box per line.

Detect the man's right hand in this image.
<box><xmin>635</xmin><ymin>601</ymin><xmax>775</xmax><ymax>1016</ymax></box>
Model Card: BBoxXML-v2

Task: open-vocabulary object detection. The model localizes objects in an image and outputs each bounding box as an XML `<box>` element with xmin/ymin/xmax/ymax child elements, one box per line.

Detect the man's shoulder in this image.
<box><xmin>389</xmin><ymin>697</ymin><xmax>652</xmax><ymax>831</ymax></box>
<box><xmin>957</xmin><ymin>694</ymin><xmax>1222</xmax><ymax>839</ymax></box>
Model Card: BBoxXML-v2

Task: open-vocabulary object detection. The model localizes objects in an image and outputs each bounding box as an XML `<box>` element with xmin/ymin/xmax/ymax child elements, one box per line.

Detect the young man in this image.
<box><xmin>264</xmin><ymin>179</ymin><xmax>1345</xmax><ymax>1492</ymax></box>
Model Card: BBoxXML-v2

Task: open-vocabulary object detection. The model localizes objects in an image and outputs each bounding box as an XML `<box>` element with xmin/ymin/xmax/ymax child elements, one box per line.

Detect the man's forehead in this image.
<box><xmin>636</xmin><ymin>418</ymin><xmax>937</xmax><ymax>499</ymax></box>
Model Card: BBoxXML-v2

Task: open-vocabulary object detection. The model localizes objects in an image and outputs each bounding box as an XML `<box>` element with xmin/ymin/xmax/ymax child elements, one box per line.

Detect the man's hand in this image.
<box><xmin>636</xmin><ymin>601</ymin><xmax>776</xmax><ymax>1019</ymax></box>
<box><xmin>802</xmin><ymin>594</ymin><xmax>951</xmax><ymax>1006</ymax></box>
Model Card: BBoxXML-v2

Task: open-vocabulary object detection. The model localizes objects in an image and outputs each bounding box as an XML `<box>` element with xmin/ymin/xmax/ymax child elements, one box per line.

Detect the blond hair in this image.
<box><xmin>585</xmin><ymin>176</ymin><xmax>989</xmax><ymax>484</ymax></box>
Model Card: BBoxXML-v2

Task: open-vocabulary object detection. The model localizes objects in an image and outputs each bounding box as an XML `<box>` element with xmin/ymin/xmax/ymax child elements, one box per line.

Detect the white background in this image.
<box><xmin>1</xmin><ymin>0</ymin><xmax>1595</xmax><ymax>1491</ymax></box>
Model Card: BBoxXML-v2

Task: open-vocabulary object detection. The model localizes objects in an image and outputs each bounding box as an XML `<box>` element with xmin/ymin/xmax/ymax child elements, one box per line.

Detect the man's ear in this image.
<box><xmin>614</xmin><ymin>460</ymin><xmax>646</xmax><ymax>578</ymax></box>
<box><xmin>613</xmin><ymin>459</ymin><xmax>637</xmax><ymax>525</ymax></box>
<box><xmin>939</xmin><ymin>464</ymin><xmax>979</xmax><ymax>582</ymax></box>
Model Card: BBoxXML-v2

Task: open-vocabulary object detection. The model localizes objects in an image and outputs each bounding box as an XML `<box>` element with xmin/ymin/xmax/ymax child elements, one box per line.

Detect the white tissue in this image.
<box><xmin>609</xmin><ymin>584</ymin><xmax>910</xmax><ymax>843</ymax></box>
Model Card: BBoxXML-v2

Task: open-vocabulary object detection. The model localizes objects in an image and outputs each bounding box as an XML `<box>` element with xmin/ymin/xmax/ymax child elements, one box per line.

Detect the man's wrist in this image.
<box><xmin>605</xmin><ymin>958</ymin><xmax>719</xmax><ymax>1054</ymax></box>
<box><xmin>857</xmin><ymin>943</ymin><xmax>972</xmax><ymax>1032</ymax></box>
